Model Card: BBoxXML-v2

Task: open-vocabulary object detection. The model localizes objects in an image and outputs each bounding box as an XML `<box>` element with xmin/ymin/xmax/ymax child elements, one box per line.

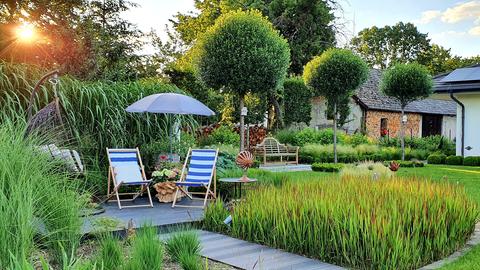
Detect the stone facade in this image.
<box><xmin>365</xmin><ymin>110</ymin><xmax>421</xmax><ymax>139</ymax></box>
<box><xmin>310</xmin><ymin>96</ymin><xmax>364</xmax><ymax>134</ymax></box>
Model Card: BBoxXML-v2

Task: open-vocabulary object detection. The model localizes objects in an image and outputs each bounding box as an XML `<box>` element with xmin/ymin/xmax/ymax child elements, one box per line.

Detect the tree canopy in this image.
<box><xmin>170</xmin><ymin>0</ymin><xmax>336</xmax><ymax>74</ymax></box>
<box><xmin>196</xmin><ymin>9</ymin><xmax>290</xmax><ymax>97</ymax></box>
<box><xmin>350</xmin><ymin>22</ymin><xmax>430</xmax><ymax>70</ymax></box>
<box><xmin>283</xmin><ymin>77</ymin><xmax>313</xmax><ymax>126</ymax></box>
<box><xmin>380</xmin><ymin>63</ymin><xmax>433</xmax><ymax>108</ymax></box>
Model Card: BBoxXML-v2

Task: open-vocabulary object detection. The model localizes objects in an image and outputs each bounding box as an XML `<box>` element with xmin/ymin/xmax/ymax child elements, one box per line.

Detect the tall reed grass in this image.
<box><xmin>0</xmin><ymin>62</ymin><xmax>198</xmax><ymax>191</ymax></box>
<box><xmin>0</xmin><ymin>121</ymin><xmax>86</xmax><ymax>268</ymax></box>
<box><xmin>206</xmin><ymin>177</ymin><xmax>479</xmax><ymax>269</ymax></box>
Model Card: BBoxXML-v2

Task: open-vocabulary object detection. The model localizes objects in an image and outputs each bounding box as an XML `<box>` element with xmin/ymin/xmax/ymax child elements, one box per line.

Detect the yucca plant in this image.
<box><xmin>206</xmin><ymin>177</ymin><xmax>479</xmax><ymax>270</ymax></box>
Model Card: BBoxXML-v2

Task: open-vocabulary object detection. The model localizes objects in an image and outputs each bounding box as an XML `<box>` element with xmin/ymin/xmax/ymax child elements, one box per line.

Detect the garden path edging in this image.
<box><xmin>419</xmin><ymin>222</ymin><xmax>480</xmax><ymax>269</ymax></box>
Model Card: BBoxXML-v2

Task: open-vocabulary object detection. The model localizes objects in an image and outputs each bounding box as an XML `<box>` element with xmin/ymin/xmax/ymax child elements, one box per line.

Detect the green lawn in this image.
<box><xmin>283</xmin><ymin>164</ymin><xmax>480</xmax><ymax>269</ymax></box>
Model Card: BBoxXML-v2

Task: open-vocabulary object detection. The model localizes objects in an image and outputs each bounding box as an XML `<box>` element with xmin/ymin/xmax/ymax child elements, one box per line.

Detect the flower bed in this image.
<box><xmin>204</xmin><ymin>177</ymin><xmax>479</xmax><ymax>269</ymax></box>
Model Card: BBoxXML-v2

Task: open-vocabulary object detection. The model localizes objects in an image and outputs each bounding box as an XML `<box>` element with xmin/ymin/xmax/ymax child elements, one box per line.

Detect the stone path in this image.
<box><xmin>160</xmin><ymin>230</ymin><xmax>345</xmax><ymax>270</ymax></box>
<box><xmin>259</xmin><ymin>164</ymin><xmax>312</xmax><ymax>172</ymax></box>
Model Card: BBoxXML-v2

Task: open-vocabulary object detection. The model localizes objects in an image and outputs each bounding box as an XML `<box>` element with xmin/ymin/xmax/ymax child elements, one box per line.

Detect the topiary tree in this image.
<box><xmin>283</xmin><ymin>77</ymin><xmax>313</xmax><ymax>126</ymax></box>
<box><xmin>196</xmin><ymin>9</ymin><xmax>290</xmax><ymax>150</ymax></box>
<box><xmin>380</xmin><ymin>63</ymin><xmax>433</xmax><ymax>160</ymax></box>
<box><xmin>303</xmin><ymin>48</ymin><xmax>368</xmax><ymax>163</ymax></box>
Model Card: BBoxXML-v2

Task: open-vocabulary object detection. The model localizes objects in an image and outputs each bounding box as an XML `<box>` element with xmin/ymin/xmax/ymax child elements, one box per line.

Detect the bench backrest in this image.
<box><xmin>257</xmin><ymin>137</ymin><xmax>288</xmax><ymax>154</ymax></box>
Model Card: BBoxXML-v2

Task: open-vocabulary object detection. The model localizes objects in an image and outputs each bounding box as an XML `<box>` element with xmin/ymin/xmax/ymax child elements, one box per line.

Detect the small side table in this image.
<box><xmin>219</xmin><ymin>178</ymin><xmax>257</xmax><ymax>199</ymax></box>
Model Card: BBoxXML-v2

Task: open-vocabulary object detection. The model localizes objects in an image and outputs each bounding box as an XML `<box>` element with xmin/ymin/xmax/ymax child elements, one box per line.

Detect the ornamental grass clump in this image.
<box><xmin>340</xmin><ymin>161</ymin><xmax>392</xmax><ymax>179</ymax></box>
<box><xmin>218</xmin><ymin>177</ymin><xmax>478</xmax><ymax>270</ymax></box>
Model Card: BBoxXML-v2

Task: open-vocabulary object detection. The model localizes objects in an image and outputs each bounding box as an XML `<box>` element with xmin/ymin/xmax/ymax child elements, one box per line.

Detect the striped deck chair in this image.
<box><xmin>106</xmin><ymin>148</ymin><xmax>153</xmax><ymax>209</ymax></box>
<box><xmin>172</xmin><ymin>148</ymin><xmax>218</xmax><ymax>209</ymax></box>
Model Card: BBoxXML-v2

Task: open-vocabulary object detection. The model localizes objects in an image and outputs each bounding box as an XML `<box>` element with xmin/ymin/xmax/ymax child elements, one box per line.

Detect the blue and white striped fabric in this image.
<box><xmin>180</xmin><ymin>149</ymin><xmax>217</xmax><ymax>187</ymax></box>
<box><xmin>108</xmin><ymin>150</ymin><xmax>145</xmax><ymax>185</ymax></box>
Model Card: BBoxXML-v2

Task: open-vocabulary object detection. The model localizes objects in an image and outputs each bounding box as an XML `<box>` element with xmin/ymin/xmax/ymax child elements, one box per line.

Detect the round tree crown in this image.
<box><xmin>303</xmin><ymin>48</ymin><xmax>368</xmax><ymax>102</ymax></box>
<box><xmin>196</xmin><ymin>9</ymin><xmax>290</xmax><ymax>97</ymax></box>
<box><xmin>380</xmin><ymin>63</ymin><xmax>433</xmax><ymax>108</ymax></box>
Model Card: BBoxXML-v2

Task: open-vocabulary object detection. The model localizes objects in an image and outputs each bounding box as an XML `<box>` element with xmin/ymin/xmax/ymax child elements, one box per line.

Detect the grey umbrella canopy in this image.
<box><xmin>126</xmin><ymin>93</ymin><xmax>215</xmax><ymax>116</ymax></box>
<box><xmin>126</xmin><ymin>93</ymin><xmax>215</xmax><ymax>154</ymax></box>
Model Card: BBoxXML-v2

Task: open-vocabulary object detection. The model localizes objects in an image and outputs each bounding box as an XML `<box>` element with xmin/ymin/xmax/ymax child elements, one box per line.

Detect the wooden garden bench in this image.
<box><xmin>253</xmin><ymin>137</ymin><xmax>299</xmax><ymax>165</ymax></box>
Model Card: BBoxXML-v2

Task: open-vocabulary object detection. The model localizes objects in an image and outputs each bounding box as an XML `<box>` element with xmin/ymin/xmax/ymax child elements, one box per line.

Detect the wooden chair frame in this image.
<box><xmin>106</xmin><ymin>148</ymin><xmax>153</xmax><ymax>209</ymax></box>
<box><xmin>172</xmin><ymin>148</ymin><xmax>218</xmax><ymax>209</ymax></box>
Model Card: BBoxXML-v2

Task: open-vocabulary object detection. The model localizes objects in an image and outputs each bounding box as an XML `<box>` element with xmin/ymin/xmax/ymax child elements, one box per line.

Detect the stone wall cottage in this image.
<box><xmin>310</xmin><ymin>69</ymin><xmax>457</xmax><ymax>140</ymax></box>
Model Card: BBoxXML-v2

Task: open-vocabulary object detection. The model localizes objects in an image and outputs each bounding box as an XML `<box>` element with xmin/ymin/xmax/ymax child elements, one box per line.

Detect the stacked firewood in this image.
<box><xmin>153</xmin><ymin>181</ymin><xmax>184</xmax><ymax>203</ymax></box>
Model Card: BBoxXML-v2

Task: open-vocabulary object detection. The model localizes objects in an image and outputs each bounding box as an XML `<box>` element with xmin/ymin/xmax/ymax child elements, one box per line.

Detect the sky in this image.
<box><xmin>123</xmin><ymin>0</ymin><xmax>480</xmax><ymax>57</ymax></box>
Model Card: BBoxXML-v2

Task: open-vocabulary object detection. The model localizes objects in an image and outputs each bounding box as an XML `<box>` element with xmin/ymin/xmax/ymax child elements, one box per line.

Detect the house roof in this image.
<box><xmin>353</xmin><ymin>69</ymin><xmax>457</xmax><ymax>116</ymax></box>
<box><xmin>434</xmin><ymin>64</ymin><xmax>480</xmax><ymax>93</ymax></box>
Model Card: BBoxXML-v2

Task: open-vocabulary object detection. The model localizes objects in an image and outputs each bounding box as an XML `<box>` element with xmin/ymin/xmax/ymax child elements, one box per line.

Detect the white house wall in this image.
<box><xmin>456</xmin><ymin>94</ymin><xmax>480</xmax><ymax>157</ymax></box>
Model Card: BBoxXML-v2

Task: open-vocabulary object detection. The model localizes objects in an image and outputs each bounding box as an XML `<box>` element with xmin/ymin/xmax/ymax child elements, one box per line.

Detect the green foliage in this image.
<box><xmin>303</xmin><ymin>48</ymin><xmax>368</xmax><ymax>111</ymax></box>
<box><xmin>171</xmin><ymin>0</ymin><xmax>336</xmax><ymax>75</ymax></box>
<box><xmin>207</xmin><ymin>178</ymin><xmax>478</xmax><ymax>269</ymax></box>
<box><xmin>384</xmin><ymin>160</ymin><xmax>425</xmax><ymax>168</ymax></box>
<box><xmin>196</xmin><ymin>9</ymin><xmax>290</xmax><ymax>98</ymax></box>
<box><xmin>283</xmin><ymin>77</ymin><xmax>313</xmax><ymax>126</ymax></box>
<box><xmin>343</xmin><ymin>133</ymin><xmax>370</xmax><ymax>147</ymax></box>
<box><xmin>96</xmin><ymin>234</ymin><xmax>124</xmax><ymax>270</ymax></box>
<box><xmin>124</xmin><ymin>226</ymin><xmax>163</xmax><ymax>270</ymax></box>
<box><xmin>427</xmin><ymin>153</ymin><xmax>447</xmax><ymax>164</ymax></box>
<box><xmin>340</xmin><ymin>162</ymin><xmax>392</xmax><ymax>178</ymax></box>
<box><xmin>379</xmin><ymin>135</ymin><xmax>455</xmax><ymax>156</ymax></box>
<box><xmin>446</xmin><ymin>156</ymin><xmax>464</xmax><ymax>166</ymax></box>
<box><xmin>0</xmin><ymin>122</ymin><xmax>85</xmax><ymax>268</ymax></box>
<box><xmin>380</xmin><ymin>63</ymin><xmax>433</xmax><ymax>108</ymax></box>
<box><xmin>311</xmin><ymin>163</ymin><xmax>344</xmax><ymax>172</ymax></box>
<box><xmin>203</xmin><ymin>199</ymin><xmax>230</xmax><ymax>234</ymax></box>
<box><xmin>178</xmin><ymin>252</ymin><xmax>202</xmax><ymax>270</ymax></box>
<box><xmin>166</xmin><ymin>231</ymin><xmax>201</xmax><ymax>263</ymax></box>
<box><xmin>350</xmin><ymin>22</ymin><xmax>431</xmax><ymax>69</ymax></box>
<box><xmin>463</xmin><ymin>156</ymin><xmax>480</xmax><ymax>167</ymax></box>
<box><xmin>210</xmin><ymin>125</ymin><xmax>240</xmax><ymax>145</ymax></box>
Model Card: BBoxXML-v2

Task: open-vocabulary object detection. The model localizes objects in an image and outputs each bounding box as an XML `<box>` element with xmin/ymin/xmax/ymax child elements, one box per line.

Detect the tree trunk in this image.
<box><xmin>240</xmin><ymin>95</ymin><xmax>245</xmax><ymax>151</ymax></box>
<box><xmin>333</xmin><ymin>102</ymin><xmax>338</xmax><ymax>164</ymax></box>
<box><xmin>270</xmin><ymin>95</ymin><xmax>283</xmax><ymax>130</ymax></box>
<box><xmin>401</xmin><ymin>107</ymin><xmax>405</xmax><ymax>161</ymax></box>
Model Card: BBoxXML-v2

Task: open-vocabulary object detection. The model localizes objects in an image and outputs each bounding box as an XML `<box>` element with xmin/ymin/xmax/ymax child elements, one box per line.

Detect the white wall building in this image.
<box><xmin>433</xmin><ymin>65</ymin><xmax>480</xmax><ymax>157</ymax></box>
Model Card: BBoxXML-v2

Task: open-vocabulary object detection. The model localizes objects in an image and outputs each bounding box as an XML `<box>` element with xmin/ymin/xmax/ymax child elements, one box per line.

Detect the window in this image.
<box><xmin>380</xmin><ymin>118</ymin><xmax>388</xmax><ymax>137</ymax></box>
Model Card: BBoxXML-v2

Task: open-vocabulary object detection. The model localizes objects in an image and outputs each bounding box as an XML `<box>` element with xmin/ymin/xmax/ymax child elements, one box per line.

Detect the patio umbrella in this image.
<box><xmin>126</xmin><ymin>93</ymin><xmax>215</xmax><ymax>153</ymax></box>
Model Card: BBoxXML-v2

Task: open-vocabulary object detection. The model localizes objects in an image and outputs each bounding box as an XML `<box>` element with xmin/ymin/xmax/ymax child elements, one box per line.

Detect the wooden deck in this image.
<box><xmin>160</xmin><ymin>230</ymin><xmax>345</xmax><ymax>270</ymax></box>
<box><xmin>83</xmin><ymin>197</ymin><xmax>204</xmax><ymax>234</ymax></box>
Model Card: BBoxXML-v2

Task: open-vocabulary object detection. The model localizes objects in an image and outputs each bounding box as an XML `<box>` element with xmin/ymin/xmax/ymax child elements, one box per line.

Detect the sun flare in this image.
<box><xmin>16</xmin><ymin>23</ymin><xmax>36</xmax><ymax>42</ymax></box>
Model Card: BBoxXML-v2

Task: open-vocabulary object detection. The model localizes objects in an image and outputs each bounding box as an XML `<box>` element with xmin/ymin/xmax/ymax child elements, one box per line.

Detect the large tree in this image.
<box><xmin>303</xmin><ymin>48</ymin><xmax>368</xmax><ymax>163</ymax></box>
<box><xmin>350</xmin><ymin>22</ymin><xmax>430</xmax><ymax>69</ymax></box>
<box><xmin>380</xmin><ymin>63</ymin><xmax>433</xmax><ymax>160</ymax></box>
<box><xmin>196</xmin><ymin>9</ymin><xmax>290</xmax><ymax>150</ymax></box>
<box><xmin>170</xmin><ymin>0</ymin><xmax>337</xmax><ymax>75</ymax></box>
<box><xmin>0</xmin><ymin>0</ymin><xmax>144</xmax><ymax>80</ymax></box>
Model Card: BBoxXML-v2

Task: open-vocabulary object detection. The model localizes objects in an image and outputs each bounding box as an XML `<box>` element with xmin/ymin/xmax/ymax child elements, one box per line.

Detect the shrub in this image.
<box><xmin>209</xmin><ymin>178</ymin><xmax>479</xmax><ymax>270</ymax></box>
<box><xmin>124</xmin><ymin>225</ymin><xmax>163</xmax><ymax>270</ymax></box>
<box><xmin>446</xmin><ymin>156</ymin><xmax>464</xmax><ymax>166</ymax></box>
<box><xmin>166</xmin><ymin>231</ymin><xmax>201</xmax><ymax>262</ymax></box>
<box><xmin>209</xmin><ymin>125</ymin><xmax>240</xmax><ymax>145</ymax></box>
<box><xmin>463</xmin><ymin>156</ymin><xmax>480</xmax><ymax>166</ymax></box>
<box><xmin>340</xmin><ymin>162</ymin><xmax>392</xmax><ymax>178</ymax></box>
<box><xmin>385</xmin><ymin>160</ymin><xmax>424</xmax><ymax>168</ymax></box>
<box><xmin>283</xmin><ymin>77</ymin><xmax>313</xmax><ymax>126</ymax></box>
<box><xmin>343</xmin><ymin>133</ymin><xmax>370</xmax><ymax>146</ymax></box>
<box><xmin>311</xmin><ymin>163</ymin><xmax>344</xmax><ymax>172</ymax></box>
<box><xmin>427</xmin><ymin>153</ymin><xmax>447</xmax><ymax>164</ymax></box>
<box><xmin>275</xmin><ymin>129</ymin><xmax>297</xmax><ymax>145</ymax></box>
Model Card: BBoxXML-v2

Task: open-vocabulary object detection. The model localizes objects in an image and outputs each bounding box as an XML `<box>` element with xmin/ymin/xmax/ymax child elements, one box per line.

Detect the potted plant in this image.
<box><xmin>151</xmin><ymin>160</ymin><xmax>183</xmax><ymax>203</ymax></box>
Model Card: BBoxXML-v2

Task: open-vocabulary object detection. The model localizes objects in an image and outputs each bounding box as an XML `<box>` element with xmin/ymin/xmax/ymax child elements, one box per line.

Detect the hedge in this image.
<box><xmin>427</xmin><ymin>154</ymin><xmax>447</xmax><ymax>164</ymax></box>
<box><xmin>446</xmin><ymin>156</ymin><xmax>464</xmax><ymax>165</ymax></box>
<box><xmin>463</xmin><ymin>156</ymin><xmax>480</xmax><ymax>166</ymax></box>
<box><xmin>311</xmin><ymin>163</ymin><xmax>344</xmax><ymax>172</ymax></box>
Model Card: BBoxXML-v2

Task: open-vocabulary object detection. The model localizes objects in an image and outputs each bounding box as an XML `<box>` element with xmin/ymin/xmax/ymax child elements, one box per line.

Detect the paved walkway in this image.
<box><xmin>83</xmin><ymin>197</ymin><xmax>204</xmax><ymax>234</ymax></box>
<box><xmin>259</xmin><ymin>164</ymin><xmax>312</xmax><ymax>172</ymax></box>
<box><xmin>161</xmin><ymin>230</ymin><xmax>345</xmax><ymax>270</ymax></box>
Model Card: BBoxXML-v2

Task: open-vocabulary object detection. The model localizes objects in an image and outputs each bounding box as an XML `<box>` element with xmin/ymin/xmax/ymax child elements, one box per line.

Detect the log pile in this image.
<box><xmin>153</xmin><ymin>181</ymin><xmax>184</xmax><ymax>203</ymax></box>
